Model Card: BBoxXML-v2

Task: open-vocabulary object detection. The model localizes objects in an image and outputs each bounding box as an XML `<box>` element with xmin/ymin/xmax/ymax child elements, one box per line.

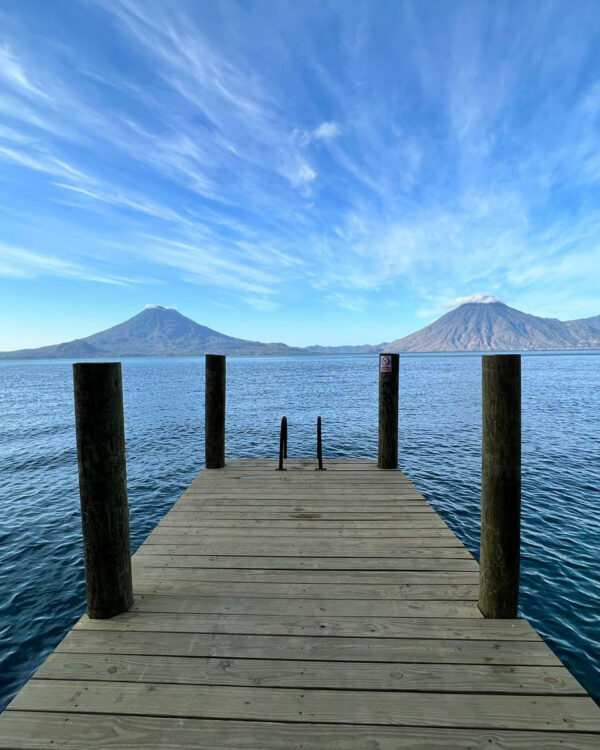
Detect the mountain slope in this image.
<box><xmin>0</xmin><ymin>306</ymin><xmax>300</xmax><ymax>358</ymax></box>
<box><xmin>568</xmin><ymin>314</ymin><xmax>600</xmax><ymax>331</ymax></box>
<box><xmin>385</xmin><ymin>302</ymin><xmax>600</xmax><ymax>352</ymax></box>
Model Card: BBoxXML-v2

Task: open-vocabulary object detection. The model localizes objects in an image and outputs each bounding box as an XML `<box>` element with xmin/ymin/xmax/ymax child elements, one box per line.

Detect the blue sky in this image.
<box><xmin>1</xmin><ymin>0</ymin><xmax>600</xmax><ymax>349</ymax></box>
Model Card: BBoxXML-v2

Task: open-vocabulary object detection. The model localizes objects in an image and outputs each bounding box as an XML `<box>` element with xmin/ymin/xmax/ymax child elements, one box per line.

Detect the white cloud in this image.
<box><xmin>444</xmin><ymin>293</ymin><xmax>501</xmax><ymax>309</ymax></box>
<box><xmin>0</xmin><ymin>44</ymin><xmax>45</xmax><ymax>97</ymax></box>
<box><xmin>0</xmin><ymin>243</ymin><xmax>133</xmax><ymax>285</ymax></box>
<box><xmin>312</xmin><ymin>121</ymin><xmax>342</xmax><ymax>140</ymax></box>
<box><xmin>285</xmin><ymin>160</ymin><xmax>317</xmax><ymax>186</ymax></box>
<box><xmin>243</xmin><ymin>296</ymin><xmax>279</xmax><ymax>311</ymax></box>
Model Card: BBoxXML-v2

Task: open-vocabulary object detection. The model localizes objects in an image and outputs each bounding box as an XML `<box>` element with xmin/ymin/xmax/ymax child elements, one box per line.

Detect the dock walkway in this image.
<box><xmin>1</xmin><ymin>459</ymin><xmax>599</xmax><ymax>748</ymax></box>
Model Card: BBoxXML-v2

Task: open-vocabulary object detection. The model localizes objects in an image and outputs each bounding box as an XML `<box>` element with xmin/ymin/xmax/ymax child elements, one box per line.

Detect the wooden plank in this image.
<box><xmin>185</xmin><ymin>477</ymin><xmax>419</xmax><ymax>484</ymax></box>
<box><xmin>133</xmin><ymin>542</ymin><xmax>475</xmax><ymax>558</ymax></box>
<box><xmin>4</xmin><ymin>714</ymin><xmax>600</xmax><ymax>750</ymax></box>
<box><xmin>188</xmin><ymin>482</ymin><xmax>419</xmax><ymax>489</ymax></box>
<box><xmin>173</xmin><ymin>503</ymin><xmax>432</xmax><ymax>512</ymax></box>
<box><xmin>188</xmin><ymin>488</ymin><xmax>423</xmax><ymax>494</ymax></box>
<box><xmin>178</xmin><ymin>490</ymin><xmax>426</xmax><ymax>502</ymax></box>
<box><xmin>57</xmin><ymin>629</ymin><xmax>563</xmax><ymax>665</ymax></box>
<box><xmin>159</xmin><ymin>508</ymin><xmax>446</xmax><ymax>521</ymax></box>
<box><xmin>2</xmin><ymin>714</ymin><xmax>599</xmax><ymax>750</ymax></box>
<box><xmin>131</xmin><ymin>566</ymin><xmax>480</xmax><ymax>584</ymax></box>
<box><xmin>168</xmin><ymin>512</ymin><xmax>441</xmax><ymax>521</ymax></box>
<box><xmin>73</xmin><ymin>610</ymin><xmax>542</xmax><ymax>640</ymax></box>
<box><xmin>128</xmin><ymin>593</ymin><xmax>480</xmax><ymax>617</ymax></box>
<box><xmin>10</xmin><ymin>681</ymin><xmax>600</xmax><ymax>731</ymax></box>
<box><xmin>35</xmin><ymin>653</ymin><xmax>585</xmax><ymax>694</ymax></box>
<box><xmin>159</xmin><ymin>516</ymin><xmax>447</xmax><ymax>527</ymax></box>
<box><xmin>130</xmin><ymin>579</ymin><xmax>479</xmax><ymax>600</ymax></box>
<box><xmin>149</xmin><ymin>527</ymin><xmax>458</xmax><ymax>538</ymax></box>
<box><xmin>129</xmin><ymin>554</ymin><xmax>481</xmax><ymax>571</ymax></box>
<box><xmin>141</xmin><ymin>536</ymin><xmax>468</xmax><ymax>550</ymax></box>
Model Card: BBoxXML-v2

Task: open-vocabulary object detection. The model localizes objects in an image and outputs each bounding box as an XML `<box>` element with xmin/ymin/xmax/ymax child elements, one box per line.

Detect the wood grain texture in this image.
<box><xmin>72</xmin><ymin>611</ymin><xmax>542</xmax><ymax>639</ymax></box>
<box><xmin>72</xmin><ymin>362</ymin><xmax>133</xmax><ymax>619</ymax></box>
<box><xmin>480</xmin><ymin>354</ymin><xmax>521</xmax><ymax>619</ymax></box>
<box><xmin>135</xmin><ymin>542</ymin><xmax>475</xmax><ymax>558</ymax></box>
<box><xmin>35</xmin><ymin>653</ymin><xmax>584</xmax><ymax>694</ymax></box>
<box><xmin>2</xmin><ymin>714</ymin><xmax>599</xmax><ymax>750</ymax></box>
<box><xmin>57</xmin><ymin>630</ymin><xmax>563</xmax><ymax>665</ymax></box>
<box><xmin>130</xmin><ymin>566</ymin><xmax>480</xmax><ymax>584</ymax></box>
<box><xmin>9</xmin><ymin>681</ymin><xmax>600</xmax><ymax>731</ymax></box>
<box><xmin>130</xmin><ymin>554</ymin><xmax>480</xmax><ymax>570</ymax></box>
<box><xmin>126</xmin><ymin>593</ymin><xmax>482</xmax><ymax>617</ymax></box>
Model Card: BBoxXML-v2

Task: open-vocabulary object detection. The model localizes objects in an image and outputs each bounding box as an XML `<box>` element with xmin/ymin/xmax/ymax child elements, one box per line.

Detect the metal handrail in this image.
<box><xmin>278</xmin><ymin>416</ymin><xmax>287</xmax><ymax>470</ymax></box>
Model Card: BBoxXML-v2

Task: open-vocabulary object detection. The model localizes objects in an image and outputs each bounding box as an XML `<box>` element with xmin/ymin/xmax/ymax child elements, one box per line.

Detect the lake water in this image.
<box><xmin>0</xmin><ymin>354</ymin><xmax>598</xmax><ymax>709</ymax></box>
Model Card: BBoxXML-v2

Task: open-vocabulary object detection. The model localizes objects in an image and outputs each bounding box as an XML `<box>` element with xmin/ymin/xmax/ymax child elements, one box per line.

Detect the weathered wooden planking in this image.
<box><xmin>135</xmin><ymin>541</ymin><xmax>475</xmax><ymax>557</ymax></box>
<box><xmin>172</xmin><ymin>501</ymin><xmax>432</xmax><ymax>510</ymax></box>
<box><xmin>176</xmin><ymin>496</ymin><xmax>428</xmax><ymax>504</ymax></box>
<box><xmin>3</xmin><ymin>714</ymin><xmax>599</xmax><ymax>750</ymax></box>
<box><xmin>159</xmin><ymin>516</ymin><xmax>447</xmax><ymax>526</ymax></box>
<box><xmin>35</xmin><ymin>653</ymin><xmax>585</xmax><ymax>695</ymax></box>
<box><xmin>129</xmin><ymin>579</ymin><xmax>479</xmax><ymax>600</ymax></box>
<box><xmin>164</xmin><ymin>511</ymin><xmax>442</xmax><ymax>520</ymax></box>
<box><xmin>182</xmin><ymin>488</ymin><xmax>424</xmax><ymax>494</ymax></box>
<box><xmin>2</xmin><ymin>457</ymin><xmax>598</xmax><ymax>750</ymax></box>
<box><xmin>149</xmin><ymin>526</ymin><xmax>458</xmax><ymax>538</ymax></box>
<box><xmin>128</xmin><ymin>593</ymin><xmax>481</xmax><ymax>617</ymax></box>
<box><xmin>72</xmin><ymin>610</ymin><xmax>541</xmax><ymax>640</ymax></box>
<box><xmin>131</xmin><ymin>566</ymin><xmax>480</xmax><ymax>584</ymax></box>
<box><xmin>10</xmin><ymin>681</ymin><xmax>600</xmax><ymax>731</ymax></box>
<box><xmin>130</xmin><ymin>554</ymin><xmax>481</xmax><ymax>571</ymax></box>
<box><xmin>58</xmin><ymin>629</ymin><xmax>563</xmax><ymax>665</ymax></box>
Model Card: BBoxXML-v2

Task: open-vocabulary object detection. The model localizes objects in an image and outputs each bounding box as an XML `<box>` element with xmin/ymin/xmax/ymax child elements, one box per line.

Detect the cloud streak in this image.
<box><xmin>0</xmin><ymin>0</ymin><xmax>599</xmax><ymax>325</ymax></box>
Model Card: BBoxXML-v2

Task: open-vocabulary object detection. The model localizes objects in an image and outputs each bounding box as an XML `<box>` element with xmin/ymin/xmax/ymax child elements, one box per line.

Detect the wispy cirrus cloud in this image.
<box><xmin>0</xmin><ymin>243</ymin><xmax>133</xmax><ymax>285</ymax></box>
<box><xmin>1</xmin><ymin>0</ymin><xmax>600</xmax><ymax>333</ymax></box>
<box><xmin>0</xmin><ymin>43</ymin><xmax>46</xmax><ymax>97</ymax></box>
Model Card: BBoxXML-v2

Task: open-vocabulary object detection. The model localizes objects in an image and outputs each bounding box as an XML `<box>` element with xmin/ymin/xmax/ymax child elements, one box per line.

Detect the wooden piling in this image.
<box><xmin>378</xmin><ymin>352</ymin><xmax>399</xmax><ymax>469</ymax></box>
<box><xmin>479</xmin><ymin>354</ymin><xmax>522</xmax><ymax>619</ymax></box>
<box><xmin>205</xmin><ymin>354</ymin><xmax>226</xmax><ymax>469</ymax></box>
<box><xmin>73</xmin><ymin>362</ymin><xmax>133</xmax><ymax>619</ymax></box>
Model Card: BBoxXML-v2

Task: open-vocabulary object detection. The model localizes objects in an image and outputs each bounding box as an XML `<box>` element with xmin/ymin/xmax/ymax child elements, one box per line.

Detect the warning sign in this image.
<box><xmin>380</xmin><ymin>355</ymin><xmax>392</xmax><ymax>373</ymax></box>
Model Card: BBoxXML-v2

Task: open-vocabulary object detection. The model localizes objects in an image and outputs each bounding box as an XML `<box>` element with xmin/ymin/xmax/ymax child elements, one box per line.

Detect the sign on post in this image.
<box><xmin>380</xmin><ymin>354</ymin><xmax>392</xmax><ymax>372</ymax></box>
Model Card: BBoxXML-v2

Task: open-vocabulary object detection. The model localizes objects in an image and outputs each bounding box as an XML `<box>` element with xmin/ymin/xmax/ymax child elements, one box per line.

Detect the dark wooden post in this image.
<box><xmin>378</xmin><ymin>352</ymin><xmax>399</xmax><ymax>469</ymax></box>
<box><xmin>479</xmin><ymin>354</ymin><xmax>522</xmax><ymax>618</ymax></box>
<box><xmin>205</xmin><ymin>354</ymin><xmax>226</xmax><ymax>468</ymax></box>
<box><xmin>73</xmin><ymin>362</ymin><xmax>133</xmax><ymax>619</ymax></box>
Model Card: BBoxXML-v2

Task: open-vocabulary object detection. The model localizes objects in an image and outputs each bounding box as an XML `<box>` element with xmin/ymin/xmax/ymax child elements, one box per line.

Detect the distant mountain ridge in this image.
<box><xmin>1</xmin><ymin>301</ymin><xmax>599</xmax><ymax>358</ymax></box>
<box><xmin>0</xmin><ymin>306</ymin><xmax>302</xmax><ymax>358</ymax></box>
<box><xmin>386</xmin><ymin>302</ymin><xmax>600</xmax><ymax>352</ymax></box>
<box><xmin>567</xmin><ymin>313</ymin><xmax>600</xmax><ymax>331</ymax></box>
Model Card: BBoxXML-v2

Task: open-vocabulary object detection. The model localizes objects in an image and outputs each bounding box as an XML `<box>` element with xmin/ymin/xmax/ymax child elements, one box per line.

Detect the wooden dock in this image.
<box><xmin>0</xmin><ymin>458</ymin><xmax>599</xmax><ymax>748</ymax></box>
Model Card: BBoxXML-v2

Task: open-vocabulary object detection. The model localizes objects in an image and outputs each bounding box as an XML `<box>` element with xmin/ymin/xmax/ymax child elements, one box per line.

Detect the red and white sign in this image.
<box><xmin>380</xmin><ymin>355</ymin><xmax>392</xmax><ymax>373</ymax></box>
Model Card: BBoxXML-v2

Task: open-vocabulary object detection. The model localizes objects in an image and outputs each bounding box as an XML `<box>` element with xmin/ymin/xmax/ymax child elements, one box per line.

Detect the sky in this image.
<box><xmin>1</xmin><ymin>0</ymin><xmax>600</xmax><ymax>349</ymax></box>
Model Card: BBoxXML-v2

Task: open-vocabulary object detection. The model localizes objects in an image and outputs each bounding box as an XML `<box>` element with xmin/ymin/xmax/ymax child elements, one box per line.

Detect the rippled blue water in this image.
<box><xmin>0</xmin><ymin>354</ymin><xmax>598</xmax><ymax>709</ymax></box>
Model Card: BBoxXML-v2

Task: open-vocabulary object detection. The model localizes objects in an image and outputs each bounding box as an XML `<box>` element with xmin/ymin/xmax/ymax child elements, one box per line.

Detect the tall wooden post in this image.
<box><xmin>205</xmin><ymin>354</ymin><xmax>226</xmax><ymax>469</ymax></box>
<box><xmin>378</xmin><ymin>352</ymin><xmax>399</xmax><ymax>469</ymax></box>
<box><xmin>479</xmin><ymin>354</ymin><xmax>522</xmax><ymax>618</ymax></box>
<box><xmin>73</xmin><ymin>362</ymin><xmax>133</xmax><ymax>619</ymax></box>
